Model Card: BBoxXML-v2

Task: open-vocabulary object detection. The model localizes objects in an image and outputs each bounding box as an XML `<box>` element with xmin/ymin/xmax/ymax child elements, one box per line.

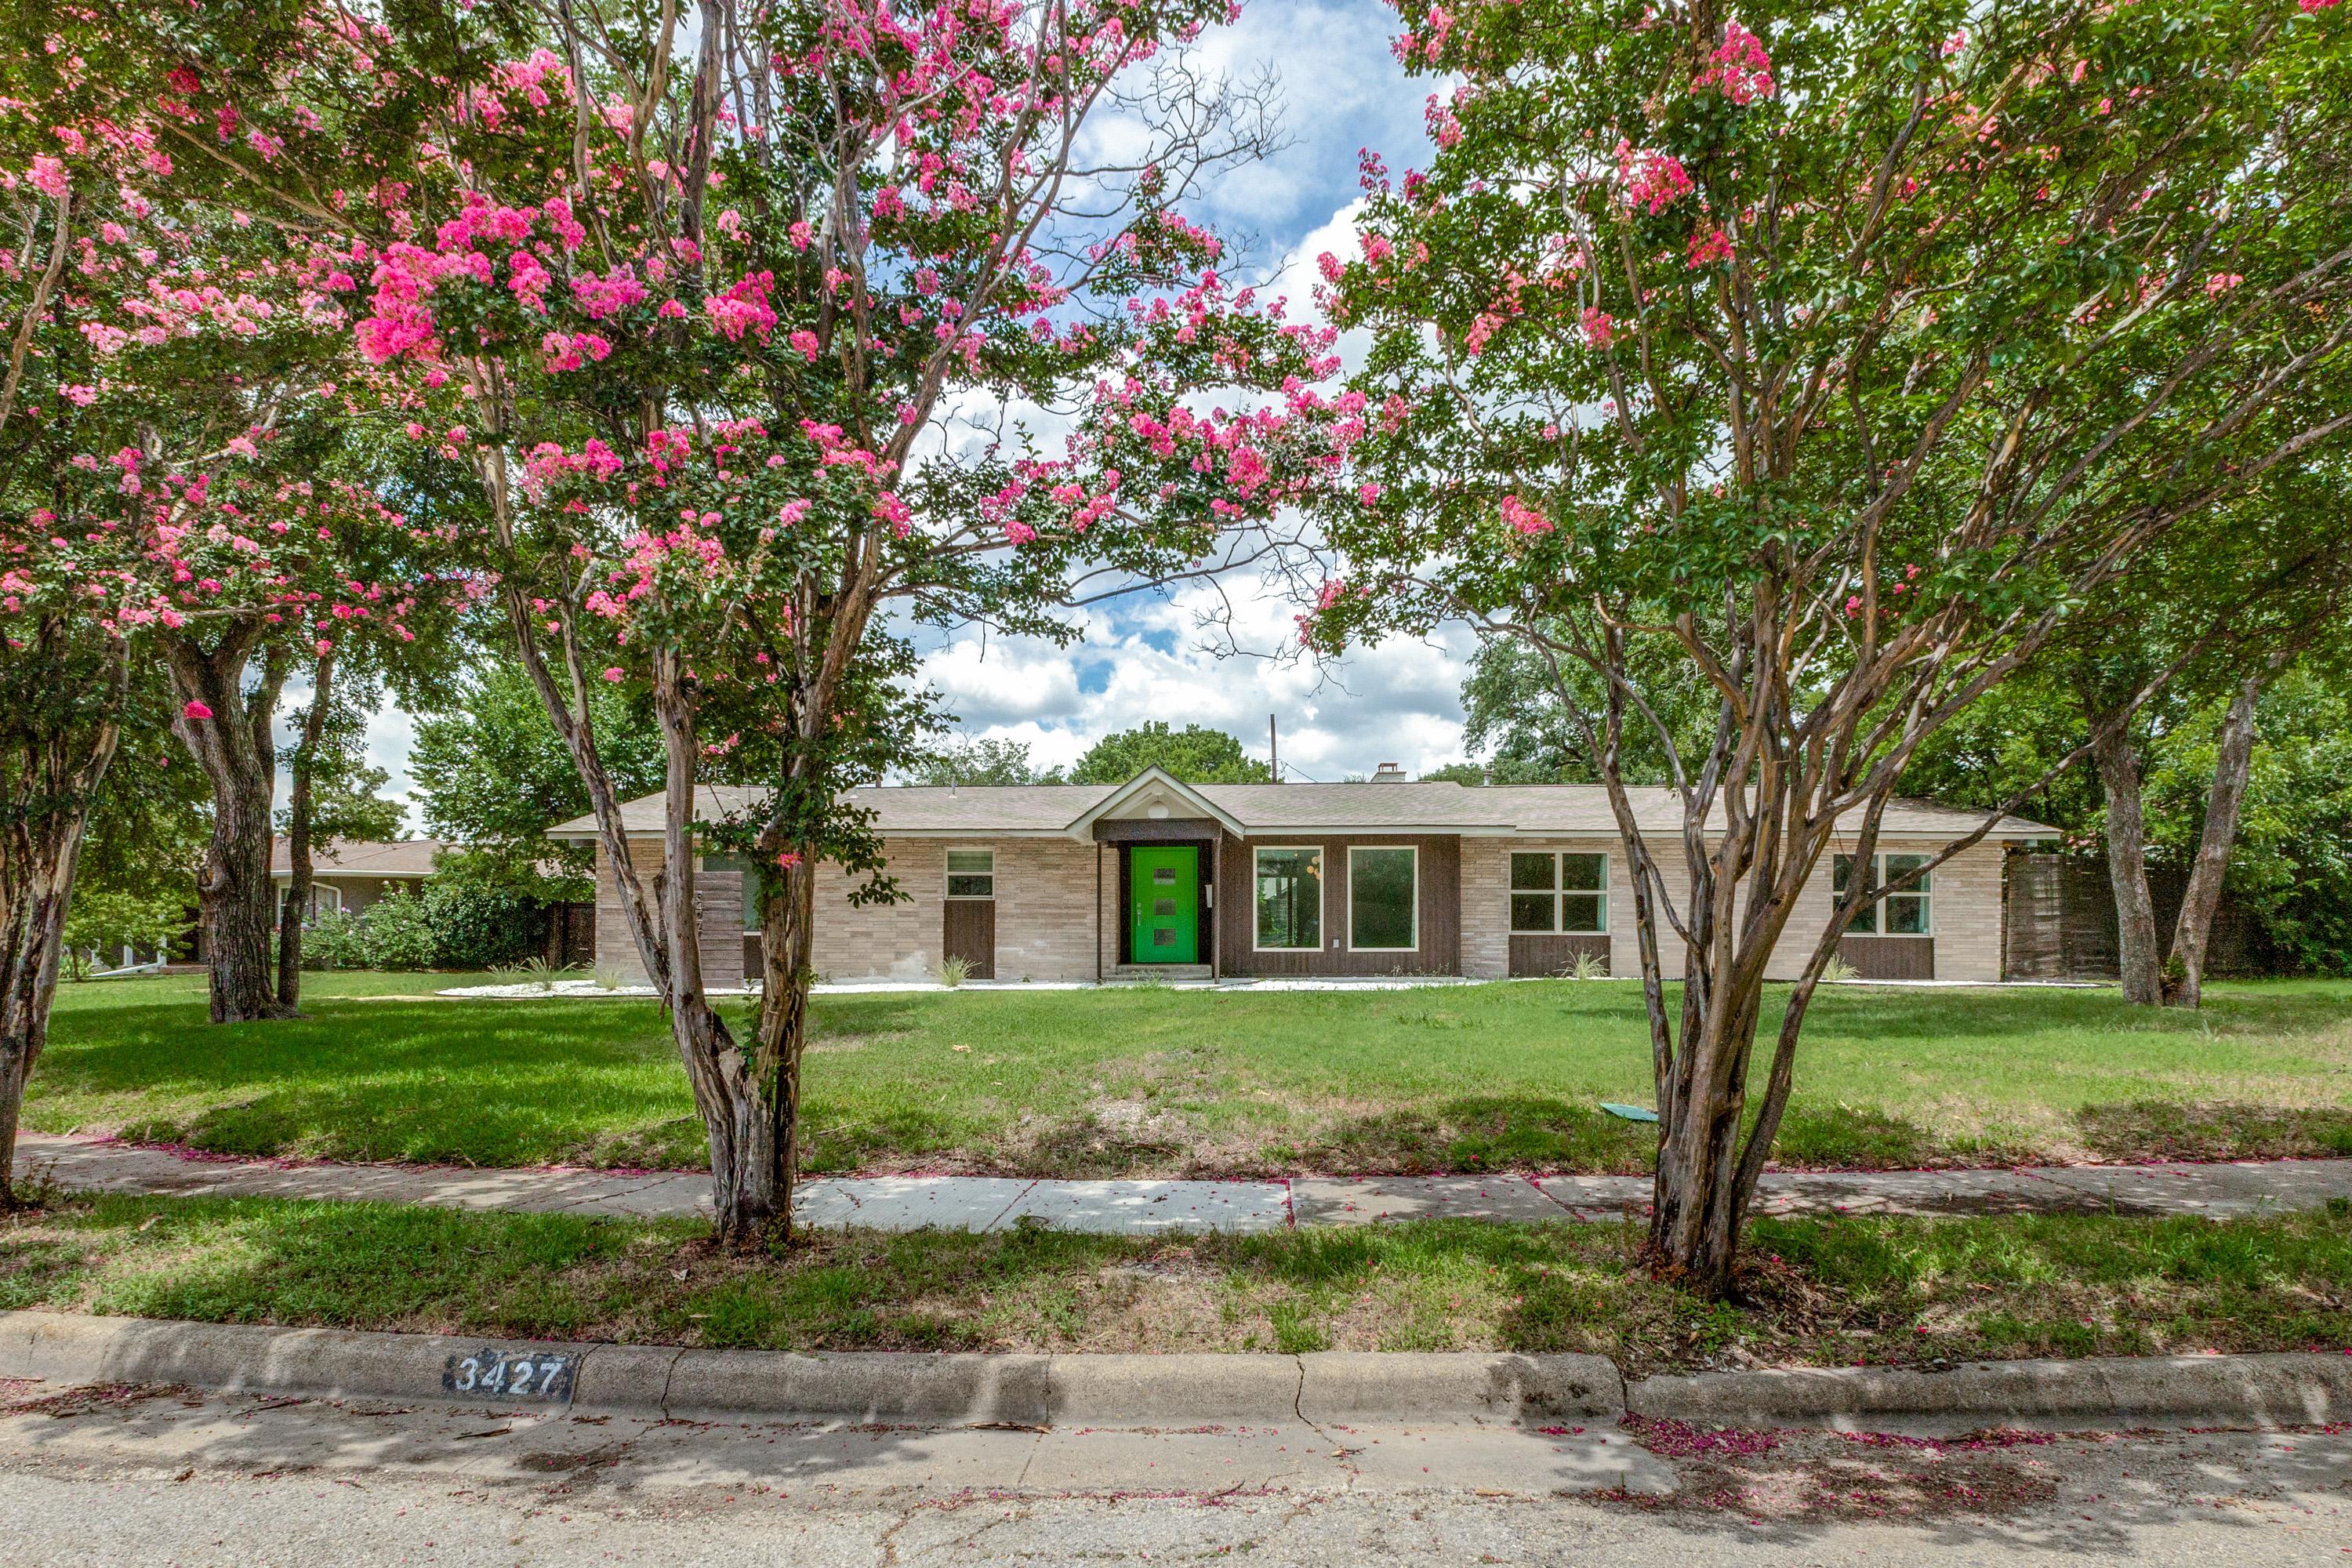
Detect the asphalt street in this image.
<box><xmin>1</xmin><ymin>1381</ymin><xmax>2345</xmax><ymax>1565</ymax></box>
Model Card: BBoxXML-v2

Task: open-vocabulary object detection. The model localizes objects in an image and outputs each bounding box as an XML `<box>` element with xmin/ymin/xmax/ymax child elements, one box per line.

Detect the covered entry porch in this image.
<box><xmin>1072</xmin><ymin>770</ymin><xmax>1240</xmax><ymax>982</ymax></box>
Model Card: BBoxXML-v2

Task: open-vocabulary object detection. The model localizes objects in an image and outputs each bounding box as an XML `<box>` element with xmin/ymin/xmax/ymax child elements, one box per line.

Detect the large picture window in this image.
<box><xmin>1348</xmin><ymin>845</ymin><xmax>1418</xmax><ymax>951</ymax></box>
<box><xmin>1833</xmin><ymin>852</ymin><xmax>1931</xmax><ymax>935</ymax></box>
<box><xmin>1254</xmin><ymin>846</ymin><xmax>1322</xmax><ymax>950</ymax></box>
<box><xmin>946</xmin><ymin>848</ymin><xmax>996</xmax><ymax>899</ymax></box>
<box><xmin>1509</xmin><ymin>851</ymin><xmax>1608</xmax><ymax>934</ymax></box>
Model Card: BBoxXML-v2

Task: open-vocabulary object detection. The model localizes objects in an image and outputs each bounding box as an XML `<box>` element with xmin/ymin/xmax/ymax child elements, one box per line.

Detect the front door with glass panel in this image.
<box><xmin>1129</xmin><ymin>846</ymin><xmax>1200</xmax><ymax>963</ymax></box>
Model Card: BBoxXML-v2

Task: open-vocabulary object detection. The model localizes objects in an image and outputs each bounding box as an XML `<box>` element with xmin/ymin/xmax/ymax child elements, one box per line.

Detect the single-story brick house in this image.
<box><xmin>270</xmin><ymin>837</ymin><xmax>450</xmax><ymax>922</ymax></box>
<box><xmin>549</xmin><ymin>770</ymin><xmax>2055</xmax><ymax>989</ymax></box>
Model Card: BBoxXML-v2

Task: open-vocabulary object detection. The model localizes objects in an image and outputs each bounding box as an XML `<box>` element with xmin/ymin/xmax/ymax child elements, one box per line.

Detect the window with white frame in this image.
<box><xmin>1254</xmin><ymin>846</ymin><xmax>1322</xmax><ymax>950</ymax></box>
<box><xmin>1348</xmin><ymin>845</ymin><xmax>1418</xmax><ymax>950</ymax></box>
<box><xmin>307</xmin><ymin>884</ymin><xmax>342</xmax><ymax>922</ymax></box>
<box><xmin>946</xmin><ymin>848</ymin><xmax>996</xmax><ymax>899</ymax></box>
<box><xmin>1833</xmin><ymin>852</ymin><xmax>1932</xmax><ymax>935</ymax></box>
<box><xmin>1509</xmin><ymin>851</ymin><xmax>1608</xmax><ymax>934</ymax></box>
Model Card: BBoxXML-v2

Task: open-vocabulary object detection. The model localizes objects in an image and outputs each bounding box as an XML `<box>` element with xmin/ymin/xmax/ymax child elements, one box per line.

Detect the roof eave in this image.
<box><xmin>1063</xmin><ymin>767</ymin><xmax>1250</xmax><ymax>841</ymax></box>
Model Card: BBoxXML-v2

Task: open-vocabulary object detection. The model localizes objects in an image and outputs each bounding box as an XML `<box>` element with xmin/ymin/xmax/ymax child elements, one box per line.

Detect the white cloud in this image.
<box><xmin>919</xmin><ymin>569</ymin><xmax>1478</xmax><ymax>782</ymax></box>
<box><xmin>272</xmin><ymin>682</ymin><xmax>426</xmax><ymax>837</ymax></box>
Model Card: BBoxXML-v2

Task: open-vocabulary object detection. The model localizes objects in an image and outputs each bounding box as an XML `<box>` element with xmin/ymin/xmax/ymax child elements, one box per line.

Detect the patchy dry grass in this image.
<box><xmin>4</xmin><ymin>1193</ymin><xmax>2347</xmax><ymax>1375</ymax></box>
<box><xmin>31</xmin><ymin>973</ymin><xmax>2352</xmax><ymax>1176</ymax></box>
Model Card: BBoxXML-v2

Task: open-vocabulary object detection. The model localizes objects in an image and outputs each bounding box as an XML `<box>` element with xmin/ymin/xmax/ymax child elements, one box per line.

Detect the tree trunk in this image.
<box><xmin>2166</xmin><ymin>674</ymin><xmax>2264</xmax><ymax>1010</ymax></box>
<box><xmin>2091</xmin><ymin>718</ymin><xmax>2164</xmax><ymax>1005</ymax></box>
<box><xmin>165</xmin><ymin>630</ymin><xmax>296</xmax><ymax>1023</ymax></box>
<box><xmin>750</xmin><ymin>848</ymin><xmax>817</xmax><ymax>1240</ymax></box>
<box><xmin>1647</xmin><ymin>956</ymin><xmax>1773</xmax><ymax>1294</ymax></box>
<box><xmin>275</xmin><ymin>648</ymin><xmax>336</xmax><ymax>1009</ymax></box>
<box><xmin>0</xmin><ymin>636</ymin><xmax>124</xmax><ymax>1206</ymax></box>
<box><xmin>646</xmin><ymin>649</ymin><xmax>786</xmax><ymax>1243</ymax></box>
<box><xmin>0</xmin><ymin>807</ymin><xmax>99</xmax><ymax>1205</ymax></box>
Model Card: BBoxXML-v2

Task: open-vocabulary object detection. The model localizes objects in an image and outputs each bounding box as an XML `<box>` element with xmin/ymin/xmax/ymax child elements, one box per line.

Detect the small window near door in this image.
<box><xmin>1510</xmin><ymin>851</ymin><xmax>1607</xmax><ymax>933</ymax></box>
<box><xmin>1834</xmin><ymin>852</ymin><xmax>1931</xmax><ymax>935</ymax></box>
<box><xmin>1348</xmin><ymin>846</ymin><xmax>1418</xmax><ymax>951</ymax></box>
<box><xmin>946</xmin><ymin>849</ymin><xmax>995</xmax><ymax>899</ymax></box>
<box><xmin>308</xmin><ymin>884</ymin><xmax>342</xmax><ymax>922</ymax></box>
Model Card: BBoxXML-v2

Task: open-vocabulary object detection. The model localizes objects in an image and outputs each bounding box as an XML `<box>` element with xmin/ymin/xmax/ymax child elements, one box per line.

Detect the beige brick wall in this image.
<box><xmin>992</xmin><ymin>838</ymin><xmax>1102</xmax><ymax>982</ymax></box>
<box><xmin>1461</xmin><ymin>834</ymin><xmax>2009</xmax><ymax>982</ymax></box>
<box><xmin>592</xmin><ymin>841</ymin><xmax>745</xmax><ymax>989</ymax></box>
<box><xmin>806</xmin><ymin>837</ymin><xmax>1106</xmax><ymax>983</ymax></box>
<box><xmin>600</xmin><ymin>827</ymin><xmax>2012</xmax><ymax>987</ymax></box>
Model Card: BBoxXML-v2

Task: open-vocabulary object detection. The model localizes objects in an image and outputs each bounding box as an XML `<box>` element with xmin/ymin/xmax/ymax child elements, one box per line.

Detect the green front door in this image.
<box><xmin>1129</xmin><ymin>846</ymin><xmax>1200</xmax><ymax>964</ymax></box>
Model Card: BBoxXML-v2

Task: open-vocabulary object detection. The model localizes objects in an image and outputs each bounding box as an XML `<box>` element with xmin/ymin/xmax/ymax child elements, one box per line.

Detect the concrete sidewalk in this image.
<box><xmin>16</xmin><ymin>1132</ymin><xmax>2352</xmax><ymax>1233</ymax></box>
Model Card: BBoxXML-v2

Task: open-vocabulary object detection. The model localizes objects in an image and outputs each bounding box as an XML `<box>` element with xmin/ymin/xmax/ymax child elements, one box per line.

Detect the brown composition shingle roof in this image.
<box><xmin>546</xmin><ymin>780</ymin><xmax>2054</xmax><ymax>841</ymax></box>
<box><xmin>270</xmin><ymin>838</ymin><xmax>452</xmax><ymax>877</ymax></box>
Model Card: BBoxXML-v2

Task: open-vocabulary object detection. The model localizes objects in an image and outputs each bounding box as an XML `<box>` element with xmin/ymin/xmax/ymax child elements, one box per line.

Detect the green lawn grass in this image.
<box><xmin>4</xmin><ymin>1192</ymin><xmax>2346</xmax><ymax>1374</ymax></box>
<box><xmin>29</xmin><ymin>973</ymin><xmax>2352</xmax><ymax>1176</ymax></box>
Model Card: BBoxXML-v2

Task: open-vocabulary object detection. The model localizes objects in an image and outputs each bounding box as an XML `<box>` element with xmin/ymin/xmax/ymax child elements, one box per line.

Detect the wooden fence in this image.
<box><xmin>2002</xmin><ymin>851</ymin><xmax>2273</xmax><ymax>981</ymax></box>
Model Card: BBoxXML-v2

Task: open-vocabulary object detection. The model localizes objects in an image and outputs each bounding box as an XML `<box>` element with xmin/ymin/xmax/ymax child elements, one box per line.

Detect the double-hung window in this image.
<box><xmin>946</xmin><ymin>849</ymin><xmax>996</xmax><ymax>899</ymax></box>
<box><xmin>1509</xmin><ymin>851</ymin><xmax>1608</xmax><ymax>934</ymax></box>
<box><xmin>1254</xmin><ymin>846</ymin><xmax>1322</xmax><ymax>950</ymax></box>
<box><xmin>1833</xmin><ymin>852</ymin><xmax>1932</xmax><ymax>935</ymax></box>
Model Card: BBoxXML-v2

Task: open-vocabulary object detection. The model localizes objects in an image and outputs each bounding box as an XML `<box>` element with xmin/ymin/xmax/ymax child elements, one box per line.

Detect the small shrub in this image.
<box><xmin>361</xmin><ymin>891</ymin><xmax>439</xmax><ymax>971</ymax></box>
<box><xmin>1820</xmin><ymin>955</ymin><xmax>1861</xmax><ymax>983</ymax></box>
<box><xmin>301</xmin><ymin>908</ymin><xmax>369</xmax><ymax>971</ymax></box>
<box><xmin>937</xmin><ymin>953</ymin><xmax>971</xmax><ymax>988</ymax></box>
<box><xmin>593</xmin><ymin>964</ymin><xmax>625</xmax><ymax>992</ymax></box>
<box><xmin>422</xmin><ymin>878</ymin><xmax>547</xmax><ymax>971</ymax></box>
<box><xmin>1569</xmin><ymin>951</ymin><xmax>1610</xmax><ymax>982</ymax></box>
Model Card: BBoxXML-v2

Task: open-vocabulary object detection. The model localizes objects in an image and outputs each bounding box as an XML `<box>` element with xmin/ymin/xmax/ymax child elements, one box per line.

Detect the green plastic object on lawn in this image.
<box><xmin>1599</xmin><ymin>1102</ymin><xmax>1659</xmax><ymax>1123</ymax></box>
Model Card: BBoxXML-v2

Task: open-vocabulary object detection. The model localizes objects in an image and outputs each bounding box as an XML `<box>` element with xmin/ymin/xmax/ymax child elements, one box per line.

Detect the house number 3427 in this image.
<box><xmin>443</xmin><ymin>1348</ymin><xmax>578</xmax><ymax>1402</ymax></box>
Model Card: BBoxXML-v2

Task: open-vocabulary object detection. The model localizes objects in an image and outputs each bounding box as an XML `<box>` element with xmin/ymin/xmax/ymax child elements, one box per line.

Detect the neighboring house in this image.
<box><xmin>270</xmin><ymin>837</ymin><xmax>450</xmax><ymax>922</ymax></box>
<box><xmin>547</xmin><ymin>771</ymin><xmax>2055</xmax><ymax>989</ymax></box>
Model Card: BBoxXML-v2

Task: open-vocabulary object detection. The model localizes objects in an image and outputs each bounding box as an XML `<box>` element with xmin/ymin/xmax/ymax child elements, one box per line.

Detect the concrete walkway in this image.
<box><xmin>15</xmin><ymin>1132</ymin><xmax>2352</xmax><ymax>1233</ymax></box>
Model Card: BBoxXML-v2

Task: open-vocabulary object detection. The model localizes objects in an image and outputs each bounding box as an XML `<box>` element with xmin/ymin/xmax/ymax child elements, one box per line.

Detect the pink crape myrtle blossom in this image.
<box><xmin>1618</xmin><ymin>143</ymin><xmax>1694</xmax><ymax>214</ymax></box>
<box><xmin>1691</xmin><ymin>23</ymin><xmax>1775</xmax><ymax>104</ymax></box>
<box><xmin>1501</xmin><ymin>494</ymin><xmax>1552</xmax><ymax>535</ymax></box>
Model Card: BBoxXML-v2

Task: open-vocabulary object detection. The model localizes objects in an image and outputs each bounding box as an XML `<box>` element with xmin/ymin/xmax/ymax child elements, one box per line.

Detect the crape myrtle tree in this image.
<box><xmin>0</xmin><ymin>126</ymin><xmax>448</xmax><ymax>1189</ymax></box>
<box><xmin>1305</xmin><ymin>0</ymin><xmax>2352</xmax><ymax>1292</ymax></box>
<box><xmin>173</xmin><ymin>0</ymin><xmax>1357</xmax><ymax>1239</ymax></box>
<box><xmin>5</xmin><ymin>12</ymin><xmax>474</xmax><ymax>1025</ymax></box>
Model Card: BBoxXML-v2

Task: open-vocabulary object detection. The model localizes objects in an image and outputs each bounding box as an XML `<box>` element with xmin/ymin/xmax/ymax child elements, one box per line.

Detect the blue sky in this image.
<box><xmin>906</xmin><ymin>0</ymin><xmax>1478</xmax><ymax>784</ymax></box>
<box><xmin>365</xmin><ymin>1</ymin><xmax>1472</xmax><ymax>817</ymax></box>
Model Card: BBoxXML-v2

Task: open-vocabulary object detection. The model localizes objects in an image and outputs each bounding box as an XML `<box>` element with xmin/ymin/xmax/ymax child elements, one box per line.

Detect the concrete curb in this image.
<box><xmin>1627</xmin><ymin>1352</ymin><xmax>2352</xmax><ymax>1428</ymax></box>
<box><xmin>5</xmin><ymin>1312</ymin><xmax>2345</xmax><ymax>1430</ymax></box>
<box><xmin>0</xmin><ymin>1312</ymin><xmax>1619</xmax><ymax>1425</ymax></box>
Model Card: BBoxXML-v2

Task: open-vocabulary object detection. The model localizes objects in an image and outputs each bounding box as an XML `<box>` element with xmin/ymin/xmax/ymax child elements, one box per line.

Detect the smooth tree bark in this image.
<box><xmin>650</xmin><ymin>646</ymin><xmax>782</xmax><ymax>1241</ymax></box>
<box><xmin>2088</xmin><ymin>707</ymin><xmax>2166</xmax><ymax>1005</ymax></box>
<box><xmin>0</xmin><ymin>630</ymin><xmax>126</xmax><ymax>1204</ymax></box>
<box><xmin>273</xmin><ymin>645</ymin><xmax>336</xmax><ymax>1011</ymax></box>
<box><xmin>2166</xmin><ymin>673</ymin><xmax>2266</xmax><ymax>1009</ymax></box>
<box><xmin>164</xmin><ymin>626</ymin><xmax>296</xmax><ymax>1023</ymax></box>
